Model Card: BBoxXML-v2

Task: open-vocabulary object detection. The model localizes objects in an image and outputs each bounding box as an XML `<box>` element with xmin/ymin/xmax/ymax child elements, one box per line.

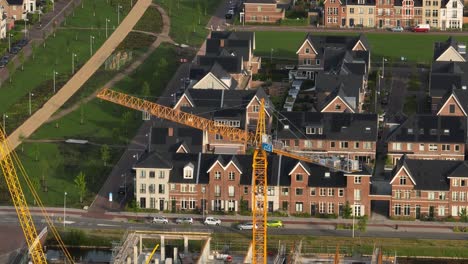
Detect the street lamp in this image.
<box><xmin>72</xmin><ymin>53</ymin><xmax>77</xmax><ymax>74</ymax></box>
<box><xmin>28</xmin><ymin>92</ymin><xmax>34</xmax><ymax>116</ymax></box>
<box><xmin>53</xmin><ymin>70</ymin><xmax>58</xmax><ymax>93</ymax></box>
<box><xmin>146</xmin><ymin>127</ymin><xmax>152</xmax><ymax>152</ymax></box>
<box><xmin>8</xmin><ymin>33</ymin><xmax>13</xmax><ymax>52</ymax></box>
<box><xmin>382</xmin><ymin>57</ymin><xmax>388</xmax><ymax>78</ymax></box>
<box><xmin>63</xmin><ymin>192</ymin><xmax>67</xmax><ymax>229</ymax></box>
<box><xmin>24</xmin><ymin>19</ymin><xmax>28</xmax><ymax>39</ymax></box>
<box><xmin>202</xmin><ymin>186</ymin><xmax>206</xmax><ymax>221</ymax></box>
<box><xmin>133</xmin><ymin>153</ymin><xmax>139</xmax><ymax>160</ymax></box>
<box><xmin>105</xmin><ymin>18</ymin><xmax>110</xmax><ymax>38</ymax></box>
<box><xmin>117</xmin><ymin>5</ymin><xmax>123</xmax><ymax>24</ymax></box>
<box><xmin>89</xmin><ymin>35</ymin><xmax>95</xmax><ymax>56</ymax></box>
<box><xmin>2</xmin><ymin>114</ymin><xmax>8</xmax><ymax>133</ymax></box>
<box><xmin>352</xmin><ymin>205</ymin><xmax>355</xmax><ymax>238</ymax></box>
<box><xmin>270</xmin><ymin>48</ymin><xmax>274</xmax><ymax>63</ymax></box>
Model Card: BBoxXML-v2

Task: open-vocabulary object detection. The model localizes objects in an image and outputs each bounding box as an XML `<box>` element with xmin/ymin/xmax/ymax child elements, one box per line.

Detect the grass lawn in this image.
<box><xmin>134</xmin><ymin>6</ymin><xmax>163</xmax><ymax>34</ymax></box>
<box><xmin>154</xmin><ymin>0</ymin><xmax>223</xmax><ymax>46</ymax></box>
<box><xmin>255</xmin><ymin>31</ymin><xmax>468</xmax><ymax>64</ymax></box>
<box><xmin>5</xmin><ymin>42</ymin><xmax>182</xmax><ymax>207</ymax></box>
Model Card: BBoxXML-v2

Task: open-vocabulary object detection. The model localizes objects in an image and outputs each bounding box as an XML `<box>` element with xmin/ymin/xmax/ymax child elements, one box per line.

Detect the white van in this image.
<box><xmin>412</xmin><ymin>24</ymin><xmax>430</xmax><ymax>32</ymax></box>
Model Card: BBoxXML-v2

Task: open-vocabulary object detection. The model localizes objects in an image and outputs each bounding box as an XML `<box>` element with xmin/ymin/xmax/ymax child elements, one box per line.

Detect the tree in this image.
<box><xmin>19</xmin><ymin>50</ymin><xmax>25</xmax><ymax>71</ymax></box>
<box><xmin>197</xmin><ymin>3</ymin><xmax>202</xmax><ymax>25</ymax></box>
<box><xmin>141</xmin><ymin>81</ymin><xmax>150</xmax><ymax>98</ymax></box>
<box><xmin>74</xmin><ymin>172</ymin><xmax>87</xmax><ymax>203</ymax></box>
<box><xmin>100</xmin><ymin>144</ymin><xmax>110</xmax><ymax>166</ymax></box>
<box><xmin>343</xmin><ymin>201</ymin><xmax>352</xmax><ymax>219</ymax></box>
<box><xmin>6</xmin><ymin>60</ymin><xmax>15</xmax><ymax>83</ymax></box>
<box><xmin>357</xmin><ymin>215</ymin><xmax>368</xmax><ymax>232</ymax></box>
<box><xmin>459</xmin><ymin>208</ymin><xmax>468</xmax><ymax>222</ymax></box>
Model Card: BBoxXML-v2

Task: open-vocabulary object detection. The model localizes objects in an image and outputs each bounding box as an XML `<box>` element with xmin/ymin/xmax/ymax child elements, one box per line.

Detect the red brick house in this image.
<box><xmin>243</xmin><ymin>0</ymin><xmax>285</xmax><ymax>24</ymax></box>
<box><xmin>323</xmin><ymin>0</ymin><xmax>347</xmax><ymax>27</ymax></box>
<box><xmin>390</xmin><ymin>156</ymin><xmax>468</xmax><ymax>219</ymax></box>
<box><xmin>436</xmin><ymin>89</ymin><xmax>468</xmax><ymax>116</ymax></box>
<box><xmin>386</xmin><ymin>115</ymin><xmax>466</xmax><ymax>165</ymax></box>
<box><xmin>0</xmin><ymin>0</ymin><xmax>36</xmax><ymax>21</ymax></box>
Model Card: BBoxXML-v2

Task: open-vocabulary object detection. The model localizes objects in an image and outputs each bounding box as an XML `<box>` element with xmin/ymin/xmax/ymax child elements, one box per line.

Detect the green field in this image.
<box><xmin>255</xmin><ymin>31</ymin><xmax>468</xmax><ymax>63</ymax></box>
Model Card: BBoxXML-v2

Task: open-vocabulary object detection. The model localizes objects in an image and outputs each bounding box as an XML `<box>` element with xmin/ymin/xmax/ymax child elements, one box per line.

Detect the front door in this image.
<box><xmin>416</xmin><ymin>205</ymin><xmax>421</xmax><ymax>219</ymax></box>
<box><xmin>311</xmin><ymin>203</ymin><xmax>317</xmax><ymax>216</ymax></box>
<box><xmin>442</xmin><ymin>20</ymin><xmax>446</xmax><ymax>30</ymax></box>
<box><xmin>349</xmin><ymin>18</ymin><xmax>355</xmax><ymax>27</ymax></box>
<box><xmin>397</xmin><ymin>20</ymin><xmax>401</xmax><ymax>26</ymax></box>
<box><xmin>268</xmin><ymin>201</ymin><xmax>274</xmax><ymax>212</ymax></box>
<box><xmin>429</xmin><ymin>206</ymin><xmax>435</xmax><ymax>218</ymax></box>
<box><xmin>307</xmin><ymin>71</ymin><xmax>313</xmax><ymax>80</ymax></box>
<box><xmin>379</xmin><ymin>19</ymin><xmax>383</xmax><ymax>28</ymax></box>
<box><xmin>140</xmin><ymin>197</ymin><xmax>146</xmax><ymax>209</ymax></box>
<box><xmin>159</xmin><ymin>199</ymin><xmax>165</xmax><ymax>211</ymax></box>
<box><xmin>341</xmin><ymin>18</ymin><xmax>346</xmax><ymax>27</ymax></box>
<box><xmin>339</xmin><ymin>204</ymin><xmax>344</xmax><ymax>217</ymax></box>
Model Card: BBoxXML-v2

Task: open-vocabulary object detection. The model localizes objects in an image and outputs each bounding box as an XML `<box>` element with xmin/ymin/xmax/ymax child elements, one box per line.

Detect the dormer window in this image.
<box><xmin>443</xmin><ymin>129</ymin><xmax>450</xmax><ymax>135</ymax></box>
<box><xmin>430</xmin><ymin>129</ymin><xmax>437</xmax><ymax>135</ymax></box>
<box><xmin>364</xmin><ymin>127</ymin><xmax>371</xmax><ymax>133</ymax></box>
<box><xmin>284</xmin><ymin>124</ymin><xmax>290</xmax><ymax>129</ymax></box>
<box><xmin>184</xmin><ymin>163</ymin><xmax>194</xmax><ymax>179</ymax></box>
<box><xmin>407</xmin><ymin>128</ymin><xmax>413</xmax><ymax>134</ymax></box>
<box><xmin>419</xmin><ymin>128</ymin><xmax>424</xmax><ymax>135</ymax></box>
<box><xmin>335</xmin><ymin>104</ymin><xmax>341</xmax><ymax>110</ymax></box>
<box><xmin>358</xmin><ymin>0</ymin><xmax>365</xmax><ymax>4</ymax></box>
<box><xmin>306</xmin><ymin>127</ymin><xmax>319</xmax><ymax>134</ymax></box>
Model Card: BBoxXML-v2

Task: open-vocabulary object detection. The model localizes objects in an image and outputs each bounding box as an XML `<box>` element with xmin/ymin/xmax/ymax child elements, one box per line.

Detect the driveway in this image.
<box><xmin>2</xmin><ymin>0</ymin><xmax>153</xmax><ymax>158</ymax></box>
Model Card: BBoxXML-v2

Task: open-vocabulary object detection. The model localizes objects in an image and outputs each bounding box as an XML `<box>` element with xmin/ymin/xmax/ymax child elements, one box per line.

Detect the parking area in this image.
<box><xmin>0</xmin><ymin>38</ymin><xmax>29</xmax><ymax>68</ymax></box>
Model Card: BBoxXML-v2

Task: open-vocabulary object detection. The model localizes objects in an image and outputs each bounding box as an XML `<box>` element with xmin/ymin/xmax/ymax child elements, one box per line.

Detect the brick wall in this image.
<box><xmin>388</xmin><ymin>141</ymin><xmax>465</xmax><ymax>164</ymax></box>
<box><xmin>245</xmin><ymin>3</ymin><xmax>285</xmax><ymax>23</ymax></box>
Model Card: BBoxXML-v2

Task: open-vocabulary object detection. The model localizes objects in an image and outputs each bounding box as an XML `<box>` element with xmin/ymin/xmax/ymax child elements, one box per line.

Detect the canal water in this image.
<box><xmin>46</xmin><ymin>248</ymin><xmax>112</xmax><ymax>263</ymax></box>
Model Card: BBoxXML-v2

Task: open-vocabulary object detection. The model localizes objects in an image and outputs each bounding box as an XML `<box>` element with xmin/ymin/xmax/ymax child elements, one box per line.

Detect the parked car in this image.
<box><xmin>204</xmin><ymin>217</ymin><xmax>222</xmax><ymax>226</ymax></box>
<box><xmin>225</xmin><ymin>9</ymin><xmax>234</xmax><ymax>19</ymax></box>
<box><xmin>10</xmin><ymin>46</ymin><xmax>21</xmax><ymax>54</ymax></box>
<box><xmin>17</xmin><ymin>39</ymin><xmax>28</xmax><ymax>47</ymax></box>
<box><xmin>412</xmin><ymin>24</ymin><xmax>430</xmax><ymax>32</ymax></box>
<box><xmin>266</xmin><ymin>220</ymin><xmax>284</xmax><ymax>228</ymax></box>
<box><xmin>175</xmin><ymin>217</ymin><xmax>193</xmax><ymax>224</ymax></box>
<box><xmin>151</xmin><ymin>216</ymin><xmax>169</xmax><ymax>224</ymax></box>
<box><xmin>117</xmin><ymin>185</ymin><xmax>126</xmax><ymax>196</ymax></box>
<box><xmin>390</xmin><ymin>26</ymin><xmax>404</xmax><ymax>32</ymax></box>
<box><xmin>237</xmin><ymin>222</ymin><xmax>257</xmax><ymax>230</ymax></box>
<box><xmin>0</xmin><ymin>61</ymin><xmax>7</xmax><ymax>68</ymax></box>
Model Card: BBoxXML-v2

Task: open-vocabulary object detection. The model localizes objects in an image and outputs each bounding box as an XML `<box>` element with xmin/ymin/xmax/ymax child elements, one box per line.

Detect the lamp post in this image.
<box><xmin>382</xmin><ymin>57</ymin><xmax>387</xmax><ymax>78</ymax></box>
<box><xmin>72</xmin><ymin>53</ymin><xmax>77</xmax><ymax>74</ymax></box>
<box><xmin>146</xmin><ymin>127</ymin><xmax>152</xmax><ymax>152</ymax></box>
<box><xmin>63</xmin><ymin>192</ymin><xmax>67</xmax><ymax>229</ymax></box>
<box><xmin>89</xmin><ymin>35</ymin><xmax>95</xmax><ymax>56</ymax></box>
<box><xmin>8</xmin><ymin>33</ymin><xmax>12</xmax><ymax>52</ymax></box>
<box><xmin>53</xmin><ymin>70</ymin><xmax>58</xmax><ymax>93</ymax></box>
<box><xmin>2</xmin><ymin>114</ymin><xmax>8</xmax><ymax>133</ymax></box>
<box><xmin>28</xmin><ymin>92</ymin><xmax>34</xmax><ymax>116</ymax></box>
<box><xmin>270</xmin><ymin>48</ymin><xmax>274</xmax><ymax>63</ymax></box>
<box><xmin>117</xmin><ymin>5</ymin><xmax>123</xmax><ymax>24</ymax></box>
<box><xmin>202</xmin><ymin>186</ymin><xmax>206</xmax><ymax>221</ymax></box>
<box><xmin>105</xmin><ymin>18</ymin><xmax>110</xmax><ymax>38</ymax></box>
<box><xmin>24</xmin><ymin>19</ymin><xmax>28</xmax><ymax>39</ymax></box>
<box><xmin>352</xmin><ymin>204</ymin><xmax>355</xmax><ymax>238</ymax></box>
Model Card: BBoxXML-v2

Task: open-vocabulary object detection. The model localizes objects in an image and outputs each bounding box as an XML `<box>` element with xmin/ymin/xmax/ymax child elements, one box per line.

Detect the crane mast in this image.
<box><xmin>0</xmin><ymin>128</ymin><xmax>47</xmax><ymax>264</ymax></box>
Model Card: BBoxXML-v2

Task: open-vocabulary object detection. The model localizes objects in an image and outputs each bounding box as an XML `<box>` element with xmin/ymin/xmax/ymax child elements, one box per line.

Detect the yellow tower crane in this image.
<box><xmin>96</xmin><ymin>88</ymin><xmax>356</xmax><ymax>263</ymax></box>
<box><xmin>0</xmin><ymin>127</ymin><xmax>75</xmax><ymax>263</ymax></box>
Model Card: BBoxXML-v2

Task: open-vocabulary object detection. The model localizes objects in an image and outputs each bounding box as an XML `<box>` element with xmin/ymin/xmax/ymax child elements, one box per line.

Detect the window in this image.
<box><xmin>419</xmin><ymin>128</ymin><xmax>424</xmax><ymax>135</ymax></box>
<box><xmin>158</xmin><ymin>171</ymin><xmax>165</xmax><ymax>179</ymax></box>
<box><xmin>282</xmin><ymin>201</ymin><xmax>288</xmax><ymax>211</ymax></box>
<box><xmin>215</xmin><ymin>134</ymin><xmax>223</xmax><ymax>140</ymax></box>
<box><xmin>354</xmin><ymin>176</ymin><xmax>362</xmax><ymax>184</ymax></box>
<box><xmin>140</xmin><ymin>170</ymin><xmax>146</xmax><ymax>179</ymax></box>
<box><xmin>317</xmin><ymin>140</ymin><xmax>323</xmax><ymax>148</ymax></box>
<box><xmin>319</xmin><ymin>202</ymin><xmax>326</xmax><ymax>214</ymax></box>
<box><xmin>310</xmin><ymin>188</ymin><xmax>316</xmax><ymax>196</ymax></box>
<box><xmin>149</xmin><ymin>171</ymin><xmax>155</xmax><ymax>178</ymax></box>
<box><xmin>296</xmin><ymin>174</ymin><xmax>303</xmax><ymax>181</ymax></box>
<box><xmin>189</xmin><ymin>184</ymin><xmax>196</xmax><ymax>193</ymax></box>
<box><xmin>395</xmin><ymin>190</ymin><xmax>401</xmax><ymax>199</ymax></box>
<box><xmin>393</xmin><ymin>143</ymin><xmax>402</xmax><ymax>150</ymax></box>
<box><xmin>228</xmin><ymin>186</ymin><xmax>235</xmax><ymax>197</ymax></box>
<box><xmin>405</xmin><ymin>190</ymin><xmax>411</xmax><ymax>199</ymax></box>
<box><xmin>228</xmin><ymin>172</ymin><xmax>235</xmax><ymax>181</ymax></box>
<box><xmin>438</xmin><ymin>205</ymin><xmax>445</xmax><ymax>216</ymax></box>
<box><xmin>328</xmin><ymin>188</ymin><xmax>335</xmax><ymax>196</ymax></box>
<box><xmin>407</xmin><ymin>143</ymin><xmax>413</xmax><ymax>151</ymax></box>
<box><xmin>244</xmin><ymin>186</ymin><xmax>249</xmax><ymax>194</ymax></box>
<box><xmin>452</xmin><ymin>191</ymin><xmax>458</xmax><ymax>201</ymax></box>
<box><xmin>170</xmin><ymin>183</ymin><xmax>175</xmax><ymax>191</ymax></box>
<box><xmin>257</xmin><ymin>6</ymin><xmax>262</xmax><ymax>11</ymax></box>
<box><xmin>340</xmin><ymin>141</ymin><xmax>348</xmax><ymax>149</ymax></box>
<box><xmin>455</xmin><ymin>145</ymin><xmax>460</xmax><ymax>152</ymax></box>
<box><xmin>415</xmin><ymin>190</ymin><xmax>421</xmax><ymax>198</ymax></box>
<box><xmin>304</xmin><ymin>140</ymin><xmax>312</xmax><ymax>148</ymax></box>
<box><xmin>306</xmin><ymin>127</ymin><xmax>316</xmax><ymax>134</ymax></box>
<box><xmin>320</xmin><ymin>188</ymin><xmax>326</xmax><ymax>196</ymax></box>
<box><xmin>140</xmin><ymin>184</ymin><xmax>146</xmax><ymax>194</ymax></box>
<box><xmin>282</xmin><ymin>187</ymin><xmax>289</xmax><ymax>195</ymax></box>
<box><xmin>263</xmin><ymin>16</ymin><xmax>269</xmax><ymax>22</ymax></box>
<box><xmin>335</xmin><ymin>104</ymin><xmax>341</xmax><ymax>110</ymax></box>
<box><xmin>181</xmin><ymin>184</ymin><xmax>187</xmax><ymax>192</ymax></box>
<box><xmin>354</xmin><ymin>142</ymin><xmax>360</xmax><ymax>149</ymax></box>
<box><xmin>295</xmin><ymin>202</ymin><xmax>303</xmax><ymax>212</ymax></box>
<box><xmin>328</xmin><ymin>203</ymin><xmax>335</xmax><ymax>214</ymax></box>
<box><xmin>215</xmin><ymin>171</ymin><xmax>221</xmax><ymax>180</ymax></box>
<box><xmin>305</xmin><ymin>48</ymin><xmax>310</xmax><ymax>54</ymax></box>
<box><xmin>214</xmin><ymin>185</ymin><xmax>221</xmax><ymax>196</ymax></box>
<box><xmin>350</xmin><ymin>8</ymin><xmax>355</xmax><ymax>14</ymax></box>
<box><xmin>407</xmin><ymin>128</ymin><xmax>414</xmax><ymax>134</ymax></box>
<box><xmin>432</xmin><ymin>9</ymin><xmax>438</xmax><ymax>17</ymax></box>
<box><xmin>443</xmin><ymin>129</ymin><xmax>450</xmax><ymax>135</ymax></box>
<box><xmin>461</xmin><ymin>192</ymin><xmax>466</xmax><ymax>201</ymax></box>
<box><xmin>400</xmin><ymin>175</ymin><xmax>407</xmax><ymax>185</ymax></box>
<box><xmin>316</xmin><ymin>59</ymin><xmax>320</xmax><ymax>65</ymax></box>
<box><xmin>359</xmin><ymin>7</ymin><xmax>364</xmax><ymax>14</ymax></box>
<box><xmin>453</xmin><ymin>179</ymin><xmax>459</xmax><ymax>187</ymax></box>
<box><xmin>404</xmin><ymin>205</ymin><xmax>411</xmax><ymax>216</ymax></box>
<box><xmin>149</xmin><ymin>184</ymin><xmax>155</xmax><ymax>194</ymax></box>
<box><xmin>432</xmin><ymin>0</ymin><xmax>438</xmax><ymax>5</ymax></box>
<box><xmin>303</xmin><ymin>58</ymin><xmax>311</xmax><ymax>65</ymax></box>
<box><xmin>252</xmin><ymin>105</ymin><xmax>259</xmax><ymax>112</ymax></box>
<box><xmin>419</xmin><ymin>144</ymin><xmax>425</xmax><ymax>151</ymax></box>
<box><xmin>330</xmin><ymin>141</ymin><xmax>336</xmax><ymax>148</ymax></box>
<box><xmin>368</xmin><ymin>7</ymin><xmax>373</xmax><ymax>14</ymax></box>
<box><xmin>428</xmin><ymin>192</ymin><xmax>435</xmax><ymax>200</ymax></box>
<box><xmin>439</xmin><ymin>192</ymin><xmax>446</xmax><ymax>200</ymax></box>
<box><xmin>337</xmin><ymin>189</ymin><xmax>344</xmax><ymax>197</ymax></box>
<box><xmin>449</xmin><ymin>104</ymin><xmax>455</xmax><ymax>113</ymax></box>
<box><xmin>429</xmin><ymin>144</ymin><xmax>438</xmax><ymax>151</ymax></box>
<box><xmin>452</xmin><ymin>1</ymin><xmax>457</xmax><ymax>7</ymax></box>
<box><xmin>158</xmin><ymin>184</ymin><xmax>165</xmax><ymax>194</ymax></box>
<box><xmin>296</xmin><ymin>188</ymin><xmax>304</xmax><ymax>195</ymax></box>
<box><xmin>184</xmin><ymin>166</ymin><xmax>193</xmax><ymax>179</ymax></box>
<box><xmin>354</xmin><ymin>189</ymin><xmax>361</xmax><ymax>200</ymax></box>
<box><xmin>462</xmin><ymin>180</ymin><xmax>466</xmax><ymax>186</ymax></box>
<box><xmin>364</xmin><ymin>142</ymin><xmax>372</xmax><ymax>149</ymax></box>
<box><xmin>442</xmin><ymin>144</ymin><xmax>451</xmax><ymax>151</ymax></box>
<box><xmin>267</xmin><ymin>187</ymin><xmax>275</xmax><ymax>196</ymax></box>
<box><xmin>394</xmin><ymin>204</ymin><xmax>401</xmax><ymax>215</ymax></box>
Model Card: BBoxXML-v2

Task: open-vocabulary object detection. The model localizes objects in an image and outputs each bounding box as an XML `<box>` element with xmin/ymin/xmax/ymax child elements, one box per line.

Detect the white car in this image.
<box><xmin>237</xmin><ymin>222</ymin><xmax>257</xmax><ymax>230</ymax></box>
<box><xmin>175</xmin><ymin>217</ymin><xmax>193</xmax><ymax>224</ymax></box>
<box><xmin>204</xmin><ymin>217</ymin><xmax>221</xmax><ymax>226</ymax></box>
<box><xmin>151</xmin><ymin>216</ymin><xmax>168</xmax><ymax>224</ymax></box>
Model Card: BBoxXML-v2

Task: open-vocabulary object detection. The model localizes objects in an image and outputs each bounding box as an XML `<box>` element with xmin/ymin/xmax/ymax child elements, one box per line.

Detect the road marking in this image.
<box><xmin>97</xmin><ymin>224</ymin><xmax>119</xmax><ymax>227</ymax></box>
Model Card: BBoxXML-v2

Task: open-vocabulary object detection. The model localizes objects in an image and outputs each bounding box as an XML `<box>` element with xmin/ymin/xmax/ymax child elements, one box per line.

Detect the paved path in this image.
<box><xmin>1</xmin><ymin>0</ymin><xmax>153</xmax><ymax>157</ymax></box>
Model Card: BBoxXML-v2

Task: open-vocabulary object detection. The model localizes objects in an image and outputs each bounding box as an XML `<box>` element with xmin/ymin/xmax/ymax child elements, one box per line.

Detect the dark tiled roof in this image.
<box><xmin>448</xmin><ymin>162</ymin><xmax>468</xmax><ymax>178</ymax></box>
<box><xmin>430</xmin><ymin>61</ymin><xmax>468</xmax><ymax>98</ymax></box>
<box><xmin>151</xmin><ymin>120</ymin><xmax>203</xmax><ymax>153</ymax></box>
<box><xmin>305</xmin><ymin>34</ymin><xmax>370</xmax><ymax>58</ymax></box>
<box><xmin>134</xmin><ymin>152</ymin><xmax>172</xmax><ymax>169</ymax></box>
<box><xmin>245</xmin><ymin>0</ymin><xmax>277</xmax><ymax>3</ymax></box>
<box><xmin>6</xmin><ymin>0</ymin><xmax>23</xmax><ymax>5</ymax></box>
<box><xmin>346</xmin><ymin>0</ymin><xmax>376</xmax><ymax>5</ymax></box>
<box><xmin>395</xmin><ymin>156</ymin><xmax>460</xmax><ymax>190</ymax></box>
<box><xmin>198</xmin><ymin>55</ymin><xmax>243</xmax><ymax>73</ymax></box>
<box><xmin>183</xmin><ymin>88</ymin><xmax>265</xmax><ymax>108</ymax></box>
<box><xmin>414</xmin><ymin>0</ymin><xmax>423</xmax><ymax>6</ymax></box>
<box><xmin>433</xmin><ymin>37</ymin><xmax>467</xmax><ymax>61</ymax></box>
<box><xmin>386</xmin><ymin>115</ymin><xmax>466</xmax><ymax>143</ymax></box>
<box><xmin>438</xmin><ymin>88</ymin><xmax>468</xmax><ymax>115</ymax></box>
<box><xmin>315</xmin><ymin>72</ymin><xmax>364</xmax><ymax>112</ymax></box>
<box><xmin>277</xmin><ymin>112</ymin><xmax>378</xmax><ymax>141</ymax></box>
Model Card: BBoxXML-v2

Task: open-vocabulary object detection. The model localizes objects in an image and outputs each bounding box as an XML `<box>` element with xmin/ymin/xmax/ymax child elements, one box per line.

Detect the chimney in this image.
<box><xmin>168</xmin><ymin>127</ymin><xmax>174</xmax><ymax>137</ymax></box>
<box><xmin>220</xmin><ymin>39</ymin><xmax>225</xmax><ymax>48</ymax></box>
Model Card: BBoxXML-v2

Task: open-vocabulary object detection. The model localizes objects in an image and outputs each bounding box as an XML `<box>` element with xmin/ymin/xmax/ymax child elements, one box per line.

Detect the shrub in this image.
<box><xmin>336</xmin><ymin>223</ymin><xmax>353</xmax><ymax>230</ymax></box>
<box><xmin>292</xmin><ymin>212</ymin><xmax>311</xmax><ymax>218</ymax></box>
<box><xmin>268</xmin><ymin>210</ymin><xmax>288</xmax><ymax>217</ymax></box>
<box><xmin>316</xmin><ymin>213</ymin><xmax>338</xmax><ymax>219</ymax></box>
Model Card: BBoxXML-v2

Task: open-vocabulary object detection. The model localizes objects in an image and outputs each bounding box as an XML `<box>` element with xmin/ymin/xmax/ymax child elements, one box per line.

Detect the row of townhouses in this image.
<box><xmin>0</xmin><ymin>0</ymin><xmax>37</xmax><ymax>39</ymax></box>
<box><xmin>242</xmin><ymin>0</ymin><xmax>464</xmax><ymax>30</ymax></box>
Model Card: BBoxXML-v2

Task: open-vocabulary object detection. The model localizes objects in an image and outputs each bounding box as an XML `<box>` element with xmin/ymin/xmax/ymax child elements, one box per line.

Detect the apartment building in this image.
<box><xmin>386</xmin><ymin>115</ymin><xmax>466</xmax><ymax>164</ymax></box>
<box><xmin>390</xmin><ymin>156</ymin><xmax>468</xmax><ymax>219</ymax></box>
<box><xmin>376</xmin><ymin>0</ymin><xmax>395</xmax><ymax>27</ymax></box>
<box><xmin>439</xmin><ymin>0</ymin><xmax>464</xmax><ymax>29</ymax></box>
<box><xmin>173</xmin><ymin>88</ymin><xmax>273</xmax><ymax>154</ymax></box>
<box><xmin>346</xmin><ymin>0</ymin><xmax>376</xmax><ymax>27</ymax></box>
<box><xmin>243</xmin><ymin>0</ymin><xmax>285</xmax><ymax>24</ymax></box>
<box><xmin>323</xmin><ymin>0</ymin><xmax>347</xmax><ymax>27</ymax></box>
<box><xmin>134</xmin><ymin>152</ymin><xmax>373</xmax><ymax>216</ymax></box>
<box><xmin>276</xmin><ymin>112</ymin><xmax>378</xmax><ymax>164</ymax></box>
